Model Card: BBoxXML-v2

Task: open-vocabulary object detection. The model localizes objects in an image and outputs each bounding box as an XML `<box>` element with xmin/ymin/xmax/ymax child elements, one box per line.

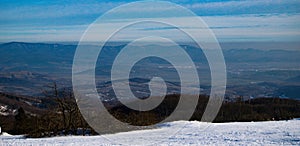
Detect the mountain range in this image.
<box><xmin>0</xmin><ymin>42</ymin><xmax>299</xmax><ymax>99</ymax></box>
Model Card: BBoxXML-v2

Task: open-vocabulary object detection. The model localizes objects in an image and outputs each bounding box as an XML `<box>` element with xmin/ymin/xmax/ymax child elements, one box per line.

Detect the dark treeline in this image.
<box><xmin>1</xmin><ymin>89</ymin><xmax>300</xmax><ymax>138</ymax></box>
<box><xmin>109</xmin><ymin>94</ymin><xmax>300</xmax><ymax>125</ymax></box>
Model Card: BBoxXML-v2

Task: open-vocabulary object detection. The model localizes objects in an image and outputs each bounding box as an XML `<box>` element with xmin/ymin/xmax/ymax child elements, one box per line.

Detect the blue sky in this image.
<box><xmin>0</xmin><ymin>0</ymin><xmax>300</xmax><ymax>42</ymax></box>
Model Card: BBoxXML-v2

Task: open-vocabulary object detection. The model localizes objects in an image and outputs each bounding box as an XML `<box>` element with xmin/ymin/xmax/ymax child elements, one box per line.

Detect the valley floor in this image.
<box><xmin>1</xmin><ymin>119</ymin><xmax>300</xmax><ymax>145</ymax></box>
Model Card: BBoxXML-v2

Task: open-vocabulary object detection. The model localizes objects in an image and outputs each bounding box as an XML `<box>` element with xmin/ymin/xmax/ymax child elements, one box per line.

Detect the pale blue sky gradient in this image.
<box><xmin>0</xmin><ymin>0</ymin><xmax>299</xmax><ymax>42</ymax></box>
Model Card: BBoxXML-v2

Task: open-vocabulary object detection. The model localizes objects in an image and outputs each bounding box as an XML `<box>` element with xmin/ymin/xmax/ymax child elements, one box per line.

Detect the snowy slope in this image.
<box><xmin>1</xmin><ymin>119</ymin><xmax>299</xmax><ymax>145</ymax></box>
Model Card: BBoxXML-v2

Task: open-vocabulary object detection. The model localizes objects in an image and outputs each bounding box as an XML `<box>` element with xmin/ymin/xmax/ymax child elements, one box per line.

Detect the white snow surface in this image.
<box><xmin>1</xmin><ymin>119</ymin><xmax>299</xmax><ymax>145</ymax></box>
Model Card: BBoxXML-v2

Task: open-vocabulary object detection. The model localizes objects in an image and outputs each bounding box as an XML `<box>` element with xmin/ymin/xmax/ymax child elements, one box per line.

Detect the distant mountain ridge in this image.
<box><xmin>224</xmin><ymin>48</ymin><xmax>300</xmax><ymax>62</ymax></box>
<box><xmin>0</xmin><ymin>42</ymin><xmax>299</xmax><ymax>98</ymax></box>
<box><xmin>0</xmin><ymin>42</ymin><xmax>300</xmax><ymax>72</ymax></box>
<box><xmin>0</xmin><ymin>42</ymin><xmax>76</xmax><ymax>75</ymax></box>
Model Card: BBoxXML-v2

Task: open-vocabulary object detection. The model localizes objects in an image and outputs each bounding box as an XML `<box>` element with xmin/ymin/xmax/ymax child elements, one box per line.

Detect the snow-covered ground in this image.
<box><xmin>1</xmin><ymin>119</ymin><xmax>299</xmax><ymax>145</ymax></box>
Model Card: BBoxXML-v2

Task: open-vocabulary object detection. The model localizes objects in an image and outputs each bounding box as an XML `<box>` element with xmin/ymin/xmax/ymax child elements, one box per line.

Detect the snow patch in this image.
<box><xmin>0</xmin><ymin>120</ymin><xmax>299</xmax><ymax>145</ymax></box>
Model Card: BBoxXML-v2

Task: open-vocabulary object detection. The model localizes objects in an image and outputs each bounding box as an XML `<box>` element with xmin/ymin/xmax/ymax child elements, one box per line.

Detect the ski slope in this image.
<box><xmin>1</xmin><ymin>119</ymin><xmax>299</xmax><ymax>145</ymax></box>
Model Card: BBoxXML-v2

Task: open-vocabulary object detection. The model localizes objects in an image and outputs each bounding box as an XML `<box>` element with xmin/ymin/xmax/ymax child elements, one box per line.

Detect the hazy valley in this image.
<box><xmin>0</xmin><ymin>42</ymin><xmax>299</xmax><ymax>100</ymax></box>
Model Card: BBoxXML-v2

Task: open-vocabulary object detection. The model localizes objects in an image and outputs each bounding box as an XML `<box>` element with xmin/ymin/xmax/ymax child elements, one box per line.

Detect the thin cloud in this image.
<box><xmin>0</xmin><ymin>2</ymin><xmax>123</xmax><ymax>20</ymax></box>
<box><xmin>0</xmin><ymin>0</ymin><xmax>300</xmax><ymax>42</ymax></box>
<box><xmin>184</xmin><ymin>0</ymin><xmax>300</xmax><ymax>16</ymax></box>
